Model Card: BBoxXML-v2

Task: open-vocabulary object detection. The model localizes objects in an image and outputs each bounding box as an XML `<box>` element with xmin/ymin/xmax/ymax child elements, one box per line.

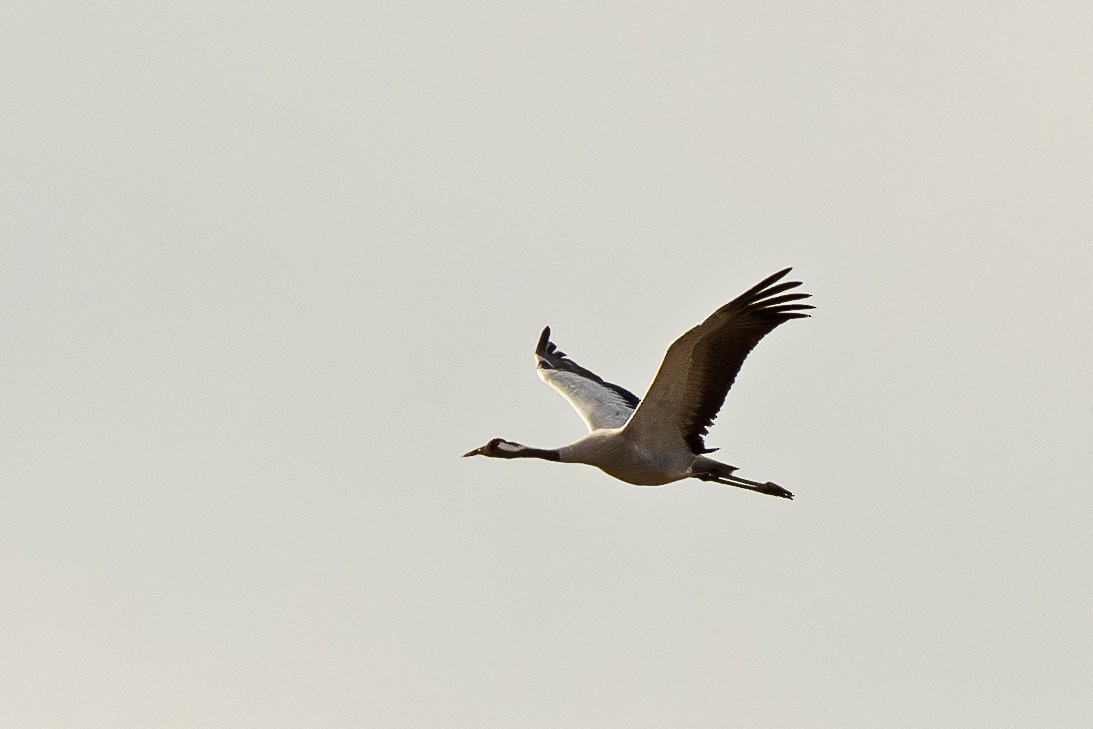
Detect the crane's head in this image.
<box><xmin>462</xmin><ymin>438</ymin><xmax>527</xmax><ymax>458</ymax></box>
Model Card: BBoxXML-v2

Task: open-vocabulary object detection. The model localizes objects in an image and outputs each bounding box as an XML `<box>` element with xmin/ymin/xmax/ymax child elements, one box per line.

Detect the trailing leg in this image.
<box><xmin>691</xmin><ymin>459</ymin><xmax>794</xmax><ymax>500</ymax></box>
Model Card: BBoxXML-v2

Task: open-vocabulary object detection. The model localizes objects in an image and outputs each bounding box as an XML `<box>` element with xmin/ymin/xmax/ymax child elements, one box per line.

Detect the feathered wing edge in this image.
<box><xmin>535</xmin><ymin>326</ymin><xmax>640</xmax><ymax>431</ymax></box>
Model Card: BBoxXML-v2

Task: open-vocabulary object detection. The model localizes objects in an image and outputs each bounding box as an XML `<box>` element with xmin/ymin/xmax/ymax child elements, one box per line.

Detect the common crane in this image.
<box><xmin>463</xmin><ymin>268</ymin><xmax>811</xmax><ymax>499</ymax></box>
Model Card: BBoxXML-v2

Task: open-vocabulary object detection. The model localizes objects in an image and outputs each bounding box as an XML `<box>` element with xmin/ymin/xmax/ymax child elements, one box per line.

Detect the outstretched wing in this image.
<box><xmin>622</xmin><ymin>268</ymin><xmax>812</xmax><ymax>454</ymax></box>
<box><xmin>535</xmin><ymin>327</ymin><xmax>640</xmax><ymax>432</ymax></box>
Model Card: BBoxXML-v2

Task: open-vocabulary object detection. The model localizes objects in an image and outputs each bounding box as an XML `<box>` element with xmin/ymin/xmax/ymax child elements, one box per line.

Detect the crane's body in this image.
<box><xmin>558</xmin><ymin>427</ymin><xmax>693</xmax><ymax>486</ymax></box>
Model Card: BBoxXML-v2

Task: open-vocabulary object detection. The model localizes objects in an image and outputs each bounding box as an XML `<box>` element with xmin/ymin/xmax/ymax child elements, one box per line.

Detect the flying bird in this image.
<box><xmin>463</xmin><ymin>268</ymin><xmax>812</xmax><ymax>499</ymax></box>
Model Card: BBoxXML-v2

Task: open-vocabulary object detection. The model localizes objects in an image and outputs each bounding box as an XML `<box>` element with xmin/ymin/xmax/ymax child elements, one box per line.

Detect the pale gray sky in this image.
<box><xmin>3</xmin><ymin>2</ymin><xmax>1092</xmax><ymax>727</ymax></box>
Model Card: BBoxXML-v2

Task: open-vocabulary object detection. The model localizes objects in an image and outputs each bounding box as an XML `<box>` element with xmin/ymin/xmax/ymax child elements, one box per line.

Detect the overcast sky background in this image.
<box><xmin>3</xmin><ymin>2</ymin><xmax>1092</xmax><ymax>727</ymax></box>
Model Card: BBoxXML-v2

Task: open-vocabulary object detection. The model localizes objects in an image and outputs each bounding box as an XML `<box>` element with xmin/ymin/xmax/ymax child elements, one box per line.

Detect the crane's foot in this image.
<box><xmin>759</xmin><ymin>482</ymin><xmax>794</xmax><ymax>500</ymax></box>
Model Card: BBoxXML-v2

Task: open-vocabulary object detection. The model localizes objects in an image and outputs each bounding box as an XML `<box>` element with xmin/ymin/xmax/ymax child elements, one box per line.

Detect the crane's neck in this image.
<box><xmin>504</xmin><ymin>444</ymin><xmax>562</xmax><ymax>461</ymax></box>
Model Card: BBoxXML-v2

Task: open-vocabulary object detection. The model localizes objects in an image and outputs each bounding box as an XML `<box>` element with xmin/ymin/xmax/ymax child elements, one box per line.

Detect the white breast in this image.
<box><xmin>558</xmin><ymin>429</ymin><xmax>694</xmax><ymax>486</ymax></box>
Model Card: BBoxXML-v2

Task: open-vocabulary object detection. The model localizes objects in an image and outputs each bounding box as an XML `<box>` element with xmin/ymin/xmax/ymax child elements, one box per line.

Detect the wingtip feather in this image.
<box><xmin>536</xmin><ymin>326</ymin><xmax>551</xmax><ymax>355</ymax></box>
<box><xmin>734</xmin><ymin>268</ymin><xmax>801</xmax><ymax>305</ymax></box>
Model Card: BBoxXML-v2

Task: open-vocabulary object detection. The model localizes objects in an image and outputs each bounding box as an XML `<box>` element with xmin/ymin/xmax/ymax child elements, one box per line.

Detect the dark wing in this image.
<box><xmin>622</xmin><ymin>268</ymin><xmax>812</xmax><ymax>454</ymax></box>
<box><xmin>535</xmin><ymin>327</ymin><xmax>640</xmax><ymax>431</ymax></box>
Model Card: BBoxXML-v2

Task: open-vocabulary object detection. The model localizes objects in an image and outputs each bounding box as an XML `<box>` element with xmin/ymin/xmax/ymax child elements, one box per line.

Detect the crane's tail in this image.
<box><xmin>691</xmin><ymin>459</ymin><xmax>794</xmax><ymax>500</ymax></box>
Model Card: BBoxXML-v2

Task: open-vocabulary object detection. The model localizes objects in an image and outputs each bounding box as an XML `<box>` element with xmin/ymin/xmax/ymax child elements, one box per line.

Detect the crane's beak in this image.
<box><xmin>462</xmin><ymin>447</ymin><xmax>482</xmax><ymax>457</ymax></box>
